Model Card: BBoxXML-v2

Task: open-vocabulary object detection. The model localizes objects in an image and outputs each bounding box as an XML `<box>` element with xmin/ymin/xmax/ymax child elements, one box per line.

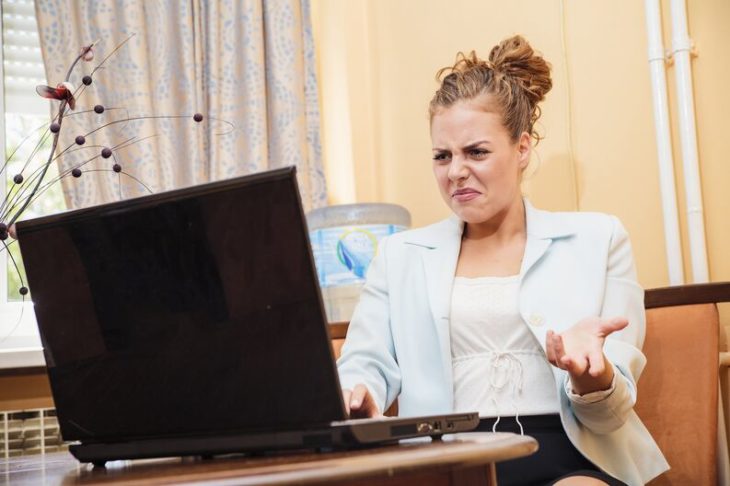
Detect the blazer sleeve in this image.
<box><xmin>336</xmin><ymin>236</ymin><xmax>402</xmax><ymax>413</ymax></box>
<box><xmin>567</xmin><ymin>215</ymin><xmax>647</xmax><ymax>434</ymax></box>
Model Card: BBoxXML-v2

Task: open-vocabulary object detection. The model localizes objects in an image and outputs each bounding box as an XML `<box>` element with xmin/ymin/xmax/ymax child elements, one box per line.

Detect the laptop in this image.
<box><xmin>16</xmin><ymin>166</ymin><xmax>478</xmax><ymax>465</ymax></box>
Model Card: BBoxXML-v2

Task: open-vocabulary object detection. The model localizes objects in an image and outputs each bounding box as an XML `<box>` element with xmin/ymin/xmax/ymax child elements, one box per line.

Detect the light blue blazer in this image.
<box><xmin>337</xmin><ymin>201</ymin><xmax>669</xmax><ymax>485</ymax></box>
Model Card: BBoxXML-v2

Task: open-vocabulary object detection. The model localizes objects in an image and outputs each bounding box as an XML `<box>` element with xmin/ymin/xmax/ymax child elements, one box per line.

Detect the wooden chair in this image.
<box><xmin>330</xmin><ymin>322</ymin><xmax>349</xmax><ymax>362</ymax></box>
<box><xmin>638</xmin><ymin>282</ymin><xmax>730</xmax><ymax>485</ymax></box>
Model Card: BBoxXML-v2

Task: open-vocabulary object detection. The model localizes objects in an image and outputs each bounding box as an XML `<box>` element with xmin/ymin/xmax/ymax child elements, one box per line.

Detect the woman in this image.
<box><xmin>336</xmin><ymin>35</ymin><xmax>668</xmax><ymax>485</ymax></box>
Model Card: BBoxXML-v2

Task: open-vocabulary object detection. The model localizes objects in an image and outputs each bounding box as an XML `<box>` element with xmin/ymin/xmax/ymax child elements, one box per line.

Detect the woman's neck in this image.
<box><xmin>462</xmin><ymin>197</ymin><xmax>526</xmax><ymax>244</ymax></box>
<box><xmin>455</xmin><ymin>198</ymin><xmax>527</xmax><ymax>278</ymax></box>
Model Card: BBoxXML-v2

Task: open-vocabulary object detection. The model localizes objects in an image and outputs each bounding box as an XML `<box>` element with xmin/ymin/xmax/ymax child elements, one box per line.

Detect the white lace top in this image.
<box><xmin>449</xmin><ymin>275</ymin><xmax>560</xmax><ymax>420</ymax></box>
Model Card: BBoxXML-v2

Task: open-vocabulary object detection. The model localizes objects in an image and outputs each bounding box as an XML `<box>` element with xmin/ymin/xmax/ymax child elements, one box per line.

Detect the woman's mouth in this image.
<box><xmin>452</xmin><ymin>188</ymin><xmax>480</xmax><ymax>202</ymax></box>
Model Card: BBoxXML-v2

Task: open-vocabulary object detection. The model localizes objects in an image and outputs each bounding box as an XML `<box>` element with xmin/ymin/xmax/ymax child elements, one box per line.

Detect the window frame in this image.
<box><xmin>0</xmin><ymin>0</ymin><xmax>48</xmax><ymax>365</ymax></box>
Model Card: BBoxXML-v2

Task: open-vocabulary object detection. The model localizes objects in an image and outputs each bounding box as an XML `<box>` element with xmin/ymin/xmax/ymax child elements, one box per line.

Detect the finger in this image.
<box><xmin>359</xmin><ymin>390</ymin><xmax>382</xmax><ymax>418</ymax></box>
<box><xmin>554</xmin><ymin>333</ymin><xmax>568</xmax><ymax>369</ymax></box>
<box><xmin>560</xmin><ymin>355</ymin><xmax>575</xmax><ymax>373</ymax></box>
<box><xmin>587</xmin><ymin>350</ymin><xmax>606</xmax><ymax>377</ymax></box>
<box><xmin>545</xmin><ymin>330</ymin><xmax>557</xmax><ymax>366</ymax></box>
<box><xmin>599</xmin><ymin>317</ymin><xmax>629</xmax><ymax>336</ymax></box>
<box><xmin>342</xmin><ymin>389</ymin><xmax>352</xmax><ymax>415</ymax></box>
<box><xmin>563</xmin><ymin>353</ymin><xmax>590</xmax><ymax>376</ymax></box>
<box><xmin>350</xmin><ymin>384</ymin><xmax>381</xmax><ymax>418</ymax></box>
<box><xmin>350</xmin><ymin>384</ymin><xmax>368</xmax><ymax>410</ymax></box>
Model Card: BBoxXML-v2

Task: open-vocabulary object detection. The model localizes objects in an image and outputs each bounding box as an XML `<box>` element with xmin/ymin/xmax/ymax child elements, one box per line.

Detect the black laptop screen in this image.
<box><xmin>17</xmin><ymin>168</ymin><xmax>346</xmax><ymax>441</ymax></box>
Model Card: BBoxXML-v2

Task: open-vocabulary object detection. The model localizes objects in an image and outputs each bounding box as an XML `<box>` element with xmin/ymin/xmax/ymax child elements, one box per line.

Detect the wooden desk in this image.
<box><xmin>1</xmin><ymin>432</ymin><xmax>537</xmax><ymax>485</ymax></box>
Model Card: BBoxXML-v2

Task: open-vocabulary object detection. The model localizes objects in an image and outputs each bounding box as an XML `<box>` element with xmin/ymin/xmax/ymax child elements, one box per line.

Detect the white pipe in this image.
<box><xmin>644</xmin><ymin>0</ymin><xmax>685</xmax><ymax>285</ymax></box>
<box><xmin>669</xmin><ymin>0</ymin><xmax>709</xmax><ymax>283</ymax></box>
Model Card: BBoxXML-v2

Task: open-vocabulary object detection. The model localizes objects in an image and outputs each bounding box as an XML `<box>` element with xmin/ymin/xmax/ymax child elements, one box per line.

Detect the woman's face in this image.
<box><xmin>430</xmin><ymin>98</ymin><xmax>530</xmax><ymax>226</ymax></box>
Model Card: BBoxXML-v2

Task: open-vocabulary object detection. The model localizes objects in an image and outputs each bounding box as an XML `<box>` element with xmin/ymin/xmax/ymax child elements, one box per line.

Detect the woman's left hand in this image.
<box><xmin>546</xmin><ymin>316</ymin><xmax>628</xmax><ymax>395</ymax></box>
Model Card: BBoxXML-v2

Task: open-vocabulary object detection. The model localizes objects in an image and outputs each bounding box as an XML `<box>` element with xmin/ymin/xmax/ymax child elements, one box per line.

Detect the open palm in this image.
<box><xmin>546</xmin><ymin>316</ymin><xmax>629</xmax><ymax>394</ymax></box>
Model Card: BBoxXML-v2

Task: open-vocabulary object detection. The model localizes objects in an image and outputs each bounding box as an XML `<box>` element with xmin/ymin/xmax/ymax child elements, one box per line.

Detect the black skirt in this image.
<box><xmin>475</xmin><ymin>414</ymin><xmax>627</xmax><ymax>486</ymax></box>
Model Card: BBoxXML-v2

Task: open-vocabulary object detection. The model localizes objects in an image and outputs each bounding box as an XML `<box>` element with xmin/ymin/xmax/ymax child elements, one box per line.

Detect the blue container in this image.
<box><xmin>307</xmin><ymin>203</ymin><xmax>411</xmax><ymax>287</ymax></box>
<box><xmin>306</xmin><ymin>203</ymin><xmax>411</xmax><ymax>321</ymax></box>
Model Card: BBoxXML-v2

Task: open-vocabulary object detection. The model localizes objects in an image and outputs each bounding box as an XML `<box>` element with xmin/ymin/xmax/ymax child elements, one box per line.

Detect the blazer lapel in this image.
<box><xmin>521</xmin><ymin>237</ymin><xmax>552</xmax><ymax>277</ymax></box>
<box><xmin>403</xmin><ymin>216</ymin><xmax>463</xmax><ymax>380</ymax></box>
<box><xmin>421</xmin><ymin>221</ymin><xmax>461</xmax><ymax>324</ymax></box>
<box><xmin>521</xmin><ymin>200</ymin><xmax>575</xmax><ymax>277</ymax></box>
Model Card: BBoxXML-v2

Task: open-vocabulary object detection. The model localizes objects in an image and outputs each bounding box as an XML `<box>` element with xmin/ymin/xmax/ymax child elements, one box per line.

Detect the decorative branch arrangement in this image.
<box><xmin>0</xmin><ymin>34</ymin><xmax>233</xmax><ymax>341</ymax></box>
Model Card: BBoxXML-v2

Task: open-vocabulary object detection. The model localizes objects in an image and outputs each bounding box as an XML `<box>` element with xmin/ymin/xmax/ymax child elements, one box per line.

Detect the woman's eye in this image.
<box><xmin>470</xmin><ymin>149</ymin><xmax>490</xmax><ymax>159</ymax></box>
<box><xmin>432</xmin><ymin>153</ymin><xmax>450</xmax><ymax>162</ymax></box>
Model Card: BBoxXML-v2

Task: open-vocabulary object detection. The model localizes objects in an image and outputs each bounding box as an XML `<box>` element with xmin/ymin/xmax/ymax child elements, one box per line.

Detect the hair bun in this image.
<box><xmin>430</xmin><ymin>35</ymin><xmax>553</xmax><ymax>145</ymax></box>
<box><xmin>488</xmin><ymin>35</ymin><xmax>552</xmax><ymax>106</ymax></box>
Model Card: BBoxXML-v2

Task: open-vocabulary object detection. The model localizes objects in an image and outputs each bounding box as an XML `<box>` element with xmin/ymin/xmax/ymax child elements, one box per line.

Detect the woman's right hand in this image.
<box><xmin>342</xmin><ymin>384</ymin><xmax>383</xmax><ymax>419</ymax></box>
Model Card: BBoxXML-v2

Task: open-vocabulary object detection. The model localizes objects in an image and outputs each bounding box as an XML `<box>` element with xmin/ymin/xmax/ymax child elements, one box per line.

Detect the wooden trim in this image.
<box><xmin>645</xmin><ymin>282</ymin><xmax>730</xmax><ymax>309</ymax></box>
<box><xmin>0</xmin><ymin>366</ymin><xmax>47</xmax><ymax>378</ymax></box>
<box><xmin>329</xmin><ymin>321</ymin><xmax>349</xmax><ymax>339</ymax></box>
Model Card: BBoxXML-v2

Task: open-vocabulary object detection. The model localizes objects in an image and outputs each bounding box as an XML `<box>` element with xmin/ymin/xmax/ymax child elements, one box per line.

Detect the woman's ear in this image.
<box><xmin>517</xmin><ymin>132</ymin><xmax>531</xmax><ymax>170</ymax></box>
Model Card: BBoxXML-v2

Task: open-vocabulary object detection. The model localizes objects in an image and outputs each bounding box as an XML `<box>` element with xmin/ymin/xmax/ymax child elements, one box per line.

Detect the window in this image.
<box><xmin>1</xmin><ymin>0</ymin><xmax>66</xmax><ymax>350</ymax></box>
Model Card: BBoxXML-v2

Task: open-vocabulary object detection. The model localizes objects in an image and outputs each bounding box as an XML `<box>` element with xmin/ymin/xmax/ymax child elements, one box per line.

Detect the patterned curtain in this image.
<box><xmin>34</xmin><ymin>0</ymin><xmax>326</xmax><ymax>210</ymax></box>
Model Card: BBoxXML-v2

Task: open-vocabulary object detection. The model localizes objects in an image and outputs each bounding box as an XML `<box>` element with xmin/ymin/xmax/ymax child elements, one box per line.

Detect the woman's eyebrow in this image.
<box><xmin>432</xmin><ymin>140</ymin><xmax>491</xmax><ymax>152</ymax></box>
<box><xmin>463</xmin><ymin>140</ymin><xmax>490</xmax><ymax>150</ymax></box>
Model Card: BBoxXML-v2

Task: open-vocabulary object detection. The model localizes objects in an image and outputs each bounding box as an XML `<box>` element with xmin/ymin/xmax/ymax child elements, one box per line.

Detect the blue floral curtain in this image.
<box><xmin>35</xmin><ymin>0</ymin><xmax>326</xmax><ymax>210</ymax></box>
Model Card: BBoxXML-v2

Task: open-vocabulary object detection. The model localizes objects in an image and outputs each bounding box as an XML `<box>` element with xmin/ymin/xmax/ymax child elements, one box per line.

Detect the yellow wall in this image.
<box><xmin>310</xmin><ymin>0</ymin><xmax>730</xmax><ymax>291</ymax></box>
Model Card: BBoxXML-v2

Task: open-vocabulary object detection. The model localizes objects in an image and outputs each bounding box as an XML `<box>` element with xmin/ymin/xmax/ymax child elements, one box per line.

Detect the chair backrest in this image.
<box><xmin>636</xmin><ymin>284</ymin><xmax>727</xmax><ymax>485</ymax></box>
<box><xmin>330</xmin><ymin>322</ymin><xmax>348</xmax><ymax>361</ymax></box>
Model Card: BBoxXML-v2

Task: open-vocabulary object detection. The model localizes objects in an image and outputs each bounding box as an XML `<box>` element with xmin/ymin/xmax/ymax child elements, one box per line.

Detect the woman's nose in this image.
<box><xmin>447</xmin><ymin>156</ymin><xmax>469</xmax><ymax>181</ymax></box>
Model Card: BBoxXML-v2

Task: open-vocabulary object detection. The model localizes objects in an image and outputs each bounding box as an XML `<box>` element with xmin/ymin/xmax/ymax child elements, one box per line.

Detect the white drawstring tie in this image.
<box><xmin>487</xmin><ymin>351</ymin><xmax>525</xmax><ymax>435</ymax></box>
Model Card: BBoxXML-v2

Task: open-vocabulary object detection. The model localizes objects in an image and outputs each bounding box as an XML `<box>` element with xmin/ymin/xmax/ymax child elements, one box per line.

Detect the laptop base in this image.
<box><xmin>70</xmin><ymin>413</ymin><xmax>479</xmax><ymax>465</ymax></box>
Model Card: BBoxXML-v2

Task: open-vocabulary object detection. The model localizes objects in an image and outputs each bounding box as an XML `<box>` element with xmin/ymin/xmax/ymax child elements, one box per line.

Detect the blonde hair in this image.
<box><xmin>429</xmin><ymin>35</ymin><xmax>552</xmax><ymax>145</ymax></box>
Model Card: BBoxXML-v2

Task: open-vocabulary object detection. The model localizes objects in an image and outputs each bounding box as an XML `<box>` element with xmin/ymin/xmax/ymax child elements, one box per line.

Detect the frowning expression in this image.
<box><xmin>430</xmin><ymin>98</ymin><xmax>530</xmax><ymax>225</ymax></box>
